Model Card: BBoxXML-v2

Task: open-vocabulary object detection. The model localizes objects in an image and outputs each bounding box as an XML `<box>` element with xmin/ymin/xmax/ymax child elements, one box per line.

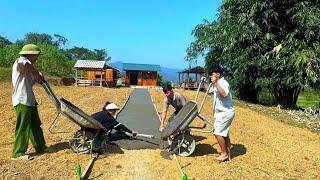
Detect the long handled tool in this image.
<box><xmin>173</xmin><ymin>153</ymin><xmax>185</xmax><ymax>177</ymax></box>
<box><xmin>124</xmin><ymin>132</ymin><xmax>154</xmax><ymax>139</ymax></box>
<box><xmin>168</xmin><ymin>139</ymin><xmax>189</xmax><ymax>180</ymax></box>
<box><xmin>80</xmin><ymin>153</ymin><xmax>99</xmax><ymax>180</ymax></box>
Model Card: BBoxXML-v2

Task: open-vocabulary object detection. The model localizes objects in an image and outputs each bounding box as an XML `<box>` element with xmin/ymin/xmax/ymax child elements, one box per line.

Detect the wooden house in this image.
<box><xmin>73</xmin><ymin>60</ymin><xmax>119</xmax><ymax>87</ymax></box>
<box><xmin>123</xmin><ymin>63</ymin><xmax>161</xmax><ymax>86</ymax></box>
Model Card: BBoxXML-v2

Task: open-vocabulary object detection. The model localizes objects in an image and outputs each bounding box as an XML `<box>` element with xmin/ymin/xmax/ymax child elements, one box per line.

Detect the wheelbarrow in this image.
<box><xmin>41</xmin><ymin>81</ymin><xmax>154</xmax><ymax>154</ymax></box>
<box><xmin>161</xmin><ymin>80</ymin><xmax>214</xmax><ymax>156</ymax></box>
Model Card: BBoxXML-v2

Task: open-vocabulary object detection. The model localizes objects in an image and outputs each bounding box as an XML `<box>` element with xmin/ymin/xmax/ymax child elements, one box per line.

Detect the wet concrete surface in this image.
<box><xmin>114</xmin><ymin>88</ymin><xmax>161</xmax><ymax>149</ymax></box>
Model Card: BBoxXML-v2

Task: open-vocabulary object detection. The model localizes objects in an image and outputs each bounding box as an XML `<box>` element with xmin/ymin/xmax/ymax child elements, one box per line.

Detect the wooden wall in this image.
<box><xmin>105</xmin><ymin>69</ymin><xmax>113</xmax><ymax>83</ymax></box>
<box><xmin>86</xmin><ymin>69</ymin><xmax>115</xmax><ymax>83</ymax></box>
<box><xmin>125</xmin><ymin>70</ymin><xmax>157</xmax><ymax>86</ymax></box>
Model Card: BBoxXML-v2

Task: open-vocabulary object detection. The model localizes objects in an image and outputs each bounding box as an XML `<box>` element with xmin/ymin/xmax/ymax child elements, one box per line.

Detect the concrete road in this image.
<box><xmin>113</xmin><ymin>88</ymin><xmax>161</xmax><ymax>149</ymax></box>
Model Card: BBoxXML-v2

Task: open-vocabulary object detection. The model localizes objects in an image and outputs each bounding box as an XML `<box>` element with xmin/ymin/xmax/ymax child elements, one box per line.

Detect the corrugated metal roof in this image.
<box><xmin>179</xmin><ymin>66</ymin><xmax>205</xmax><ymax>73</ymax></box>
<box><xmin>123</xmin><ymin>63</ymin><xmax>161</xmax><ymax>72</ymax></box>
<box><xmin>74</xmin><ymin>60</ymin><xmax>106</xmax><ymax>69</ymax></box>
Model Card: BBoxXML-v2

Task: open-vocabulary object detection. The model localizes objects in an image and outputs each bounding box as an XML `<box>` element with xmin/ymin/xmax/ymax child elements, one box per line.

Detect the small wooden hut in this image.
<box><xmin>178</xmin><ymin>66</ymin><xmax>205</xmax><ymax>89</ymax></box>
<box><xmin>73</xmin><ymin>60</ymin><xmax>119</xmax><ymax>87</ymax></box>
<box><xmin>123</xmin><ymin>63</ymin><xmax>161</xmax><ymax>87</ymax></box>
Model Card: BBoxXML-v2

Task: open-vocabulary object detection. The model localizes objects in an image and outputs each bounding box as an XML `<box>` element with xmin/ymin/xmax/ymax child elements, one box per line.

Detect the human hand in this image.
<box><xmin>159</xmin><ymin>126</ymin><xmax>164</xmax><ymax>132</ymax></box>
<box><xmin>211</xmin><ymin>76</ymin><xmax>218</xmax><ymax>84</ymax></box>
<box><xmin>34</xmin><ymin>74</ymin><xmax>44</xmax><ymax>84</ymax></box>
<box><xmin>39</xmin><ymin>72</ymin><xmax>45</xmax><ymax>83</ymax></box>
<box><xmin>132</xmin><ymin>131</ymin><xmax>138</xmax><ymax>136</ymax></box>
<box><xmin>200</xmin><ymin>76</ymin><xmax>206</xmax><ymax>82</ymax></box>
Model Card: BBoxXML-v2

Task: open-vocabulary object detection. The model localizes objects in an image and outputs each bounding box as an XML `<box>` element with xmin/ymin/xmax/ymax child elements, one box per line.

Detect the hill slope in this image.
<box><xmin>0</xmin><ymin>67</ymin><xmax>12</xmax><ymax>82</ymax></box>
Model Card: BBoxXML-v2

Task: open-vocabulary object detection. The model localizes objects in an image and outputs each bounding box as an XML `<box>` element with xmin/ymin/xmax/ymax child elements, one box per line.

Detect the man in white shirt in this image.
<box><xmin>11</xmin><ymin>44</ymin><xmax>46</xmax><ymax>160</ymax></box>
<box><xmin>202</xmin><ymin>64</ymin><xmax>235</xmax><ymax>162</ymax></box>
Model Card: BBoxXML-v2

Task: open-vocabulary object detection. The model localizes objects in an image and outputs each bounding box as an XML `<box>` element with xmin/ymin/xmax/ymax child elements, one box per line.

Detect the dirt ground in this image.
<box><xmin>0</xmin><ymin>82</ymin><xmax>319</xmax><ymax>179</ymax></box>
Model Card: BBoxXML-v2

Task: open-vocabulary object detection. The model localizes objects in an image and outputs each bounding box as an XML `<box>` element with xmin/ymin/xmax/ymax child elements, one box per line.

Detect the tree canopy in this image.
<box><xmin>0</xmin><ymin>32</ymin><xmax>112</xmax><ymax>77</ymax></box>
<box><xmin>0</xmin><ymin>36</ymin><xmax>12</xmax><ymax>49</ymax></box>
<box><xmin>67</xmin><ymin>47</ymin><xmax>110</xmax><ymax>61</ymax></box>
<box><xmin>186</xmin><ymin>0</ymin><xmax>320</xmax><ymax>108</ymax></box>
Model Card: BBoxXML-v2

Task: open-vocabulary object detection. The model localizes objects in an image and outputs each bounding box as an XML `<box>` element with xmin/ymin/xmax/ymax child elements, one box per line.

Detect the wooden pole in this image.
<box><xmin>75</xmin><ymin>69</ymin><xmax>78</xmax><ymax>86</ymax></box>
<box><xmin>178</xmin><ymin>72</ymin><xmax>180</xmax><ymax>87</ymax></box>
<box><xmin>100</xmin><ymin>70</ymin><xmax>102</xmax><ymax>87</ymax></box>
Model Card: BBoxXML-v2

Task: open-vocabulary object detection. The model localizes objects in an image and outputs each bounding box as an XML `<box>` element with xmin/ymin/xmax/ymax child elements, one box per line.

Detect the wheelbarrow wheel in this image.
<box><xmin>170</xmin><ymin>133</ymin><xmax>195</xmax><ymax>157</ymax></box>
<box><xmin>69</xmin><ymin>130</ymin><xmax>94</xmax><ymax>154</ymax></box>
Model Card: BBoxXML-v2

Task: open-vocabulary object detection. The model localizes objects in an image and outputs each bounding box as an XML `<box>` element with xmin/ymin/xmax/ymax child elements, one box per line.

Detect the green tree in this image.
<box><xmin>53</xmin><ymin>34</ymin><xmax>69</xmax><ymax>48</ymax></box>
<box><xmin>186</xmin><ymin>0</ymin><xmax>320</xmax><ymax>108</ymax></box>
<box><xmin>0</xmin><ymin>43</ymin><xmax>23</xmax><ymax>67</ymax></box>
<box><xmin>157</xmin><ymin>74</ymin><xmax>164</xmax><ymax>86</ymax></box>
<box><xmin>66</xmin><ymin>47</ymin><xmax>110</xmax><ymax>61</ymax></box>
<box><xmin>0</xmin><ymin>43</ymin><xmax>73</xmax><ymax>76</ymax></box>
<box><xmin>36</xmin><ymin>44</ymin><xmax>73</xmax><ymax>76</ymax></box>
<box><xmin>0</xmin><ymin>36</ymin><xmax>12</xmax><ymax>48</ymax></box>
<box><xmin>157</xmin><ymin>74</ymin><xmax>171</xmax><ymax>87</ymax></box>
<box><xmin>22</xmin><ymin>33</ymin><xmax>69</xmax><ymax>49</ymax></box>
<box><xmin>23</xmin><ymin>32</ymin><xmax>54</xmax><ymax>45</ymax></box>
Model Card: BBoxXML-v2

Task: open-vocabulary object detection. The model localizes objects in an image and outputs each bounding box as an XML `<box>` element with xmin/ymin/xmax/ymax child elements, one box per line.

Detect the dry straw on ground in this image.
<box><xmin>0</xmin><ymin>82</ymin><xmax>319</xmax><ymax>179</ymax></box>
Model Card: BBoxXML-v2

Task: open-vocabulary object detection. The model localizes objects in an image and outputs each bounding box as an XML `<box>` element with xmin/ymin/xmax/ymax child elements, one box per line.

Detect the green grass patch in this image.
<box><xmin>0</xmin><ymin>67</ymin><xmax>12</xmax><ymax>82</ymax></box>
<box><xmin>258</xmin><ymin>88</ymin><xmax>320</xmax><ymax>109</ymax></box>
<box><xmin>258</xmin><ymin>89</ymin><xmax>274</xmax><ymax>106</ymax></box>
<box><xmin>297</xmin><ymin>88</ymin><xmax>320</xmax><ymax>109</ymax></box>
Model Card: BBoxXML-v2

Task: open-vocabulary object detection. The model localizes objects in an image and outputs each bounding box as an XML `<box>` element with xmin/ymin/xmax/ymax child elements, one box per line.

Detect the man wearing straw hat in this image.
<box><xmin>11</xmin><ymin>44</ymin><xmax>46</xmax><ymax>160</ymax></box>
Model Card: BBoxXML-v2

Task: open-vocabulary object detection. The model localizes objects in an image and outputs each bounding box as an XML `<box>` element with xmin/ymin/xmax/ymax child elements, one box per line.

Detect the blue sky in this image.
<box><xmin>0</xmin><ymin>0</ymin><xmax>221</xmax><ymax>69</ymax></box>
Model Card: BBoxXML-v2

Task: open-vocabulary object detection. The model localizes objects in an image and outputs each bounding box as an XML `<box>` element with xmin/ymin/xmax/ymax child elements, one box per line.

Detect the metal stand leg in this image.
<box><xmin>49</xmin><ymin>112</ymin><xmax>61</xmax><ymax>133</ymax></box>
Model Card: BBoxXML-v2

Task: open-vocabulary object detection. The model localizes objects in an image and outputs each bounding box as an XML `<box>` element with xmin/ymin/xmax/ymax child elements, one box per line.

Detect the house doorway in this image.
<box><xmin>130</xmin><ymin>72</ymin><xmax>138</xmax><ymax>85</ymax></box>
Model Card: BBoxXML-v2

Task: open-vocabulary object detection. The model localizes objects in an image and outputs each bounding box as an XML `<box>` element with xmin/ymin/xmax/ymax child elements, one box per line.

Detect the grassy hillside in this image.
<box><xmin>0</xmin><ymin>67</ymin><xmax>11</xmax><ymax>82</ymax></box>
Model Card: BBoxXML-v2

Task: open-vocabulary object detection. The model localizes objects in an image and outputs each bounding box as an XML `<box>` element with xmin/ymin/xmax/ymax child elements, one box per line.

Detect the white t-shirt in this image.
<box><xmin>12</xmin><ymin>56</ymin><xmax>37</xmax><ymax>107</ymax></box>
<box><xmin>209</xmin><ymin>77</ymin><xmax>234</xmax><ymax>112</ymax></box>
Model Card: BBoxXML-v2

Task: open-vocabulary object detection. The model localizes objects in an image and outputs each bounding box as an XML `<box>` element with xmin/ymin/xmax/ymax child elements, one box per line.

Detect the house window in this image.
<box><xmin>143</xmin><ymin>72</ymin><xmax>152</xmax><ymax>80</ymax></box>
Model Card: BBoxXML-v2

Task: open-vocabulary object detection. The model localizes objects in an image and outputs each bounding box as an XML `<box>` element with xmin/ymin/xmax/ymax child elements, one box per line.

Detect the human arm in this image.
<box><xmin>24</xmin><ymin>63</ymin><xmax>44</xmax><ymax>83</ymax></box>
<box><xmin>110</xmin><ymin>118</ymin><xmax>139</xmax><ymax>136</ymax></box>
<box><xmin>160</xmin><ymin>110</ymin><xmax>167</xmax><ymax>128</ymax></box>
<box><xmin>211</xmin><ymin>76</ymin><xmax>228</xmax><ymax>98</ymax></box>
<box><xmin>201</xmin><ymin>77</ymin><xmax>210</xmax><ymax>91</ymax></box>
<box><xmin>160</xmin><ymin>98</ymin><xmax>170</xmax><ymax>128</ymax></box>
<box><xmin>114</xmin><ymin>121</ymin><xmax>132</xmax><ymax>134</ymax></box>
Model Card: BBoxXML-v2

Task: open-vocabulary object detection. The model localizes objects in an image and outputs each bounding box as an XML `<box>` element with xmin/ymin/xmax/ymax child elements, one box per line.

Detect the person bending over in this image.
<box><xmin>159</xmin><ymin>84</ymin><xmax>188</xmax><ymax>132</ymax></box>
<box><xmin>91</xmin><ymin>101</ymin><xmax>138</xmax><ymax>138</ymax></box>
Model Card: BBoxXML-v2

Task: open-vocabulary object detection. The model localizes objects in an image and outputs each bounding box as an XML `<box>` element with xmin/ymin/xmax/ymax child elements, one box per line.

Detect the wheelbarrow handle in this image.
<box><xmin>194</xmin><ymin>80</ymin><xmax>205</xmax><ymax>102</ymax></box>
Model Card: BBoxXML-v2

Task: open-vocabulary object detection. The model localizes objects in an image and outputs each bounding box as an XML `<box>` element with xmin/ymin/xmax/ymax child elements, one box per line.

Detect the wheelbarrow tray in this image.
<box><xmin>161</xmin><ymin>101</ymin><xmax>198</xmax><ymax>138</ymax></box>
<box><xmin>60</xmin><ymin>98</ymin><xmax>105</xmax><ymax>130</ymax></box>
<box><xmin>41</xmin><ymin>81</ymin><xmax>105</xmax><ymax>130</ymax></box>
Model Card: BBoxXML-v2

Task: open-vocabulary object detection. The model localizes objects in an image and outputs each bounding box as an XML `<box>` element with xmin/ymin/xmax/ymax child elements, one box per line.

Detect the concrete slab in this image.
<box><xmin>114</xmin><ymin>88</ymin><xmax>161</xmax><ymax>149</ymax></box>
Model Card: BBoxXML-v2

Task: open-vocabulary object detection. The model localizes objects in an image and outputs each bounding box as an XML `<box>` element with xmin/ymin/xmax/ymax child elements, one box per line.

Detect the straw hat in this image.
<box><xmin>19</xmin><ymin>44</ymin><xmax>41</xmax><ymax>55</ymax></box>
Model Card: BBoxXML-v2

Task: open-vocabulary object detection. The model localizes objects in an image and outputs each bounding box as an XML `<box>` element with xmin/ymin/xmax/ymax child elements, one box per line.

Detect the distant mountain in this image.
<box><xmin>159</xmin><ymin>67</ymin><xmax>181</xmax><ymax>83</ymax></box>
<box><xmin>108</xmin><ymin>61</ymin><xmax>123</xmax><ymax>71</ymax></box>
<box><xmin>109</xmin><ymin>61</ymin><xmax>181</xmax><ymax>83</ymax></box>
